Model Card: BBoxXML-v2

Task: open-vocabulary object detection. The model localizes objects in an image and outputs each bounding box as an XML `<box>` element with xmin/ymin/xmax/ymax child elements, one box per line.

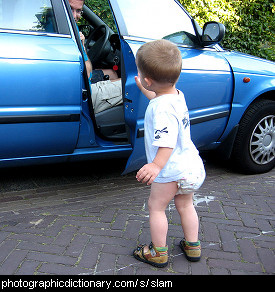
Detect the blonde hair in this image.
<box><xmin>136</xmin><ymin>39</ymin><xmax>182</xmax><ymax>85</ymax></box>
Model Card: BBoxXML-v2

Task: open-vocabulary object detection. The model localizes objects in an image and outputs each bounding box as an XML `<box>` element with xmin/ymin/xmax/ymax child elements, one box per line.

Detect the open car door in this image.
<box><xmin>120</xmin><ymin>40</ymin><xmax>149</xmax><ymax>174</ymax></box>
<box><xmin>108</xmin><ymin>1</ymin><xmax>152</xmax><ymax>175</ymax></box>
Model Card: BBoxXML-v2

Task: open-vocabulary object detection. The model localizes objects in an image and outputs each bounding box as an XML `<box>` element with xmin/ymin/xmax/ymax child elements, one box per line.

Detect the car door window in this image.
<box><xmin>0</xmin><ymin>0</ymin><xmax>57</xmax><ymax>33</ymax></box>
<box><xmin>112</xmin><ymin>0</ymin><xmax>197</xmax><ymax>46</ymax></box>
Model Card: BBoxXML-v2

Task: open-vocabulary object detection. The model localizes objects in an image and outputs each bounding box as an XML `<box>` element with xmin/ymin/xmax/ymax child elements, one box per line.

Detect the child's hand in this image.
<box><xmin>134</xmin><ymin>75</ymin><xmax>143</xmax><ymax>91</ymax></box>
<box><xmin>136</xmin><ymin>163</ymin><xmax>161</xmax><ymax>185</ymax></box>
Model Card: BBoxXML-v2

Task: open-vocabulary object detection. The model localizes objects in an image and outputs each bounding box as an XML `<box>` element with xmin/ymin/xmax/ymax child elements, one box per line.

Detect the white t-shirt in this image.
<box><xmin>144</xmin><ymin>90</ymin><xmax>204</xmax><ymax>183</ymax></box>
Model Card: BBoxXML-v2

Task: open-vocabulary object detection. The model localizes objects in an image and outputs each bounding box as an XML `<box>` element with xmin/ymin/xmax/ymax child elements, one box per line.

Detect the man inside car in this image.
<box><xmin>69</xmin><ymin>0</ymin><xmax>122</xmax><ymax>113</ymax></box>
<box><xmin>69</xmin><ymin>0</ymin><xmax>119</xmax><ymax>81</ymax></box>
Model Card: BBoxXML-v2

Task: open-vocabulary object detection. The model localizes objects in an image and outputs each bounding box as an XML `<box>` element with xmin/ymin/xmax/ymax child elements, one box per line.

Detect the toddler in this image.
<box><xmin>133</xmin><ymin>39</ymin><xmax>205</xmax><ymax>267</ymax></box>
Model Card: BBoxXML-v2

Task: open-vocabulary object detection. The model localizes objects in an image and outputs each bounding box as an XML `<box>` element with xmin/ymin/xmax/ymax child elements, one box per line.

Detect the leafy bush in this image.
<box><xmin>84</xmin><ymin>0</ymin><xmax>116</xmax><ymax>31</ymax></box>
<box><xmin>180</xmin><ymin>0</ymin><xmax>274</xmax><ymax>61</ymax></box>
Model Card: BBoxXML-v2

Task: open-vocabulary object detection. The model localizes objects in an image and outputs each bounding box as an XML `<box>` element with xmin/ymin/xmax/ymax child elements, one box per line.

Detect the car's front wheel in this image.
<box><xmin>231</xmin><ymin>99</ymin><xmax>275</xmax><ymax>174</ymax></box>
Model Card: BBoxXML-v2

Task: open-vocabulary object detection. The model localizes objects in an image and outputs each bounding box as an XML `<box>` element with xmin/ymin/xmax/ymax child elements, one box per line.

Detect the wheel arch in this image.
<box><xmin>238</xmin><ymin>90</ymin><xmax>275</xmax><ymax>125</ymax></box>
<box><xmin>230</xmin><ymin>97</ymin><xmax>275</xmax><ymax>173</ymax></box>
<box><xmin>218</xmin><ymin>90</ymin><xmax>275</xmax><ymax>160</ymax></box>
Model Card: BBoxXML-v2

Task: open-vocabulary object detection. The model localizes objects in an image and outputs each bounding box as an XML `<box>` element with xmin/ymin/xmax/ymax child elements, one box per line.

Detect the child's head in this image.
<box><xmin>136</xmin><ymin>39</ymin><xmax>182</xmax><ymax>86</ymax></box>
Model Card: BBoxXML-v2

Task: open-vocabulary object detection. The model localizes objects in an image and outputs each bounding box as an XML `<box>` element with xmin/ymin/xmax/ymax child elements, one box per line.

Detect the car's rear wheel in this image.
<box><xmin>231</xmin><ymin>99</ymin><xmax>275</xmax><ymax>174</ymax></box>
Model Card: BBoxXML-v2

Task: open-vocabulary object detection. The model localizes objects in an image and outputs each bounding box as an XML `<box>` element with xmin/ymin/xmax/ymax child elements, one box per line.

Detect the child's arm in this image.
<box><xmin>136</xmin><ymin>147</ymin><xmax>173</xmax><ymax>185</ymax></box>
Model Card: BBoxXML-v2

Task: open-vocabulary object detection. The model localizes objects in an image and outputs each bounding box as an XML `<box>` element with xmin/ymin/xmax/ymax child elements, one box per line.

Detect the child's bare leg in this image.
<box><xmin>146</xmin><ymin>182</ymin><xmax>178</xmax><ymax>250</ymax></box>
<box><xmin>174</xmin><ymin>193</ymin><xmax>199</xmax><ymax>242</ymax></box>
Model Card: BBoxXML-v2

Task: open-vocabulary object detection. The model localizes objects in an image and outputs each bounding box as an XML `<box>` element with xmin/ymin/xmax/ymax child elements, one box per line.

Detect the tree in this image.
<box><xmin>85</xmin><ymin>0</ymin><xmax>116</xmax><ymax>30</ymax></box>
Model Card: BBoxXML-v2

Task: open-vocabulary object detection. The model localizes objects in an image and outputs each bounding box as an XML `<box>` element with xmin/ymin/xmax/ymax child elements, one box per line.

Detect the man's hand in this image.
<box><xmin>79</xmin><ymin>31</ymin><xmax>86</xmax><ymax>47</ymax></box>
<box><xmin>136</xmin><ymin>163</ymin><xmax>162</xmax><ymax>185</ymax></box>
<box><xmin>79</xmin><ymin>31</ymin><xmax>92</xmax><ymax>77</ymax></box>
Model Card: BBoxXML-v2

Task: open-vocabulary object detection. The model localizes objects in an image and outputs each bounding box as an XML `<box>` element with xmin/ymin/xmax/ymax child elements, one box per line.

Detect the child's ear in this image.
<box><xmin>144</xmin><ymin>77</ymin><xmax>153</xmax><ymax>87</ymax></box>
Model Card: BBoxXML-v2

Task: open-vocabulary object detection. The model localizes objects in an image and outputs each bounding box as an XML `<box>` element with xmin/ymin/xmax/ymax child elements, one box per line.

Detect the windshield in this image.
<box><xmin>112</xmin><ymin>0</ymin><xmax>197</xmax><ymax>45</ymax></box>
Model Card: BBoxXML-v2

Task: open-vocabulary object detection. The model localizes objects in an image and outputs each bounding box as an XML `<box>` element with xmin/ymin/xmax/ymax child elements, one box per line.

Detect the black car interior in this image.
<box><xmin>80</xmin><ymin>5</ymin><xmax>127</xmax><ymax>142</ymax></box>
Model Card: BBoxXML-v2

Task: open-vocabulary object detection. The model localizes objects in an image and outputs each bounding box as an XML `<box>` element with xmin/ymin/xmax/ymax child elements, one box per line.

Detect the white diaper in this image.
<box><xmin>176</xmin><ymin>168</ymin><xmax>206</xmax><ymax>195</ymax></box>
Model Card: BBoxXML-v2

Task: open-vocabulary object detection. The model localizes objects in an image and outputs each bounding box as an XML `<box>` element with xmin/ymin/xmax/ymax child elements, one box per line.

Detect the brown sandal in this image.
<box><xmin>133</xmin><ymin>242</ymin><xmax>168</xmax><ymax>268</ymax></box>
<box><xmin>179</xmin><ymin>239</ymin><xmax>201</xmax><ymax>262</ymax></box>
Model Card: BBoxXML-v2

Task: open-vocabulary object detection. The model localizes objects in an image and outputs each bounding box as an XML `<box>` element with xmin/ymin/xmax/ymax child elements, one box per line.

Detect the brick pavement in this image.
<box><xmin>0</xmin><ymin>157</ymin><xmax>274</xmax><ymax>275</ymax></box>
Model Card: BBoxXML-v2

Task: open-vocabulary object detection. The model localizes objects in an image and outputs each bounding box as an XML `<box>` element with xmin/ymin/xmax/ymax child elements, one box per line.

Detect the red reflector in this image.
<box><xmin>243</xmin><ymin>77</ymin><xmax>251</xmax><ymax>83</ymax></box>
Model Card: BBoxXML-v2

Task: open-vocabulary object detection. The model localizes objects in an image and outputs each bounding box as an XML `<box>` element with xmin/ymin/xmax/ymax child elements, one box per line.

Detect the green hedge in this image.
<box><xmin>84</xmin><ymin>0</ymin><xmax>274</xmax><ymax>61</ymax></box>
<box><xmin>180</xmin><ymin>0</ymin><xmax>275</xmax><ymax>61</ymax></box>
<box><xmin>84</xmin><ymin>0</ymin><xmax>116</xmax><ymax>31</ymax></box>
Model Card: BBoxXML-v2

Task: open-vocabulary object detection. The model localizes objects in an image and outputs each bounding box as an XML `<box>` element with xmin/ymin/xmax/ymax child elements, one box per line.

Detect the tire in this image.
<box><xmin>231</xmin><ymin>99</ymin><xmax>275</xmax><ymax>174</ymax></box>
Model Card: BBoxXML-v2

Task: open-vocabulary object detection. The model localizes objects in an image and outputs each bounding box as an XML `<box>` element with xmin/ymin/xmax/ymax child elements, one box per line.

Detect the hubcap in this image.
<box><xmin>250</xmin><ymin>115</ymin><xmax>275</xmax><ymax>165</ymax></box>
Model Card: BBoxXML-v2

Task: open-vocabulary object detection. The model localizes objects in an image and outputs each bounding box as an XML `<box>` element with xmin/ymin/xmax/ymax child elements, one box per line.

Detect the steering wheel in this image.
<box><xmin>86</xmin><ymin>25</ymin><xmax>109</xmax><ymax>64</ymax></box>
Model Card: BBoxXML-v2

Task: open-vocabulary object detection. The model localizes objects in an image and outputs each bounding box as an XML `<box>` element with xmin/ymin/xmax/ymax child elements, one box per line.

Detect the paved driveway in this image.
<box><xmin>0</xmin><ymin>156</ymin><xmax>274</xmax><ymax>275</ymax></box>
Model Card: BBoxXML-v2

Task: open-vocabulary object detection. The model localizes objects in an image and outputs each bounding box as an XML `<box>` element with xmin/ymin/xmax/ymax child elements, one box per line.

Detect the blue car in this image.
<box><xmin>0</xmin><ymin>0</ymin><xmax>274</xmax><ymax>174</ymax></box>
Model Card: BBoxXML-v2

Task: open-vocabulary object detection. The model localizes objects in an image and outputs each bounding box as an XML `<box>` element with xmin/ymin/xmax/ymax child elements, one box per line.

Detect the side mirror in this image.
<box><xmin>201</xmin><ymin>21</ymin><xmax>225</xmax><ymax>46</ymax></box>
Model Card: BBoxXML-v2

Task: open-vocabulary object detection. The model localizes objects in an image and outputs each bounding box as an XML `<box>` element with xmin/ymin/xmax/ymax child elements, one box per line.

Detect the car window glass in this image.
<box><xmin>114</xmin><ymin>0</ymin><xmax>196</xmax><ymax>45</ymax></box>
<box><xmin>0</xmin><ymin>0</ymin><xmax>58</xmax><ymax>33</ymax></box>
<box><xmin>84</xmin><ymin>0</ymin><xmax>117</xmax><ymax>33</ymax></box>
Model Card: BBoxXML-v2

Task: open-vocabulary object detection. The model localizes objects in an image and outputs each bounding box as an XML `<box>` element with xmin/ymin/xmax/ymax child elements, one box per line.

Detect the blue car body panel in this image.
<box><xmin>223</xmin><ymin>51</ymin><xmax>275</xmax><ymax>76</ymax></box>
<box><xmin>219</xmin><ymin>52</ymin><xmax>275</xmax><ymax>141</ymax></box>
<box><xmin>0</xmin><ymin>33</ymin><xmax>82</xmax><ymax>159</ymax></box>
<box><xmin>177</xmin><ymin>48</ymin><xmax>233</xmax><ymax>148</ymax></box>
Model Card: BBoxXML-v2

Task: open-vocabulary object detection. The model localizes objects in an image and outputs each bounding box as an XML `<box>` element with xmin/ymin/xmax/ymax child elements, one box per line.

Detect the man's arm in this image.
<box><xmin>79</xmin><ymin>31</ymin><xmax>92</xmax><ymax>78</ymax></box>
<box><xmin>85</xmin><ymin>59</ymin><xmax>92</xmax><ymax>78</ymax></box>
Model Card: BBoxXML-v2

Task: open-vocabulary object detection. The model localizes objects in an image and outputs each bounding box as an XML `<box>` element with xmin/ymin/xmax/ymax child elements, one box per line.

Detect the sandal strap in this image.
<box><xmin>136</xmin><ymin>244</ymin><xmax>146</xmax><ymax>251</ymax></box>
<box><xmin>133</xmin><ymin>244</ymin><xmax>148</xmax><ymax>260</ymax></box>
<box><xmin>133</xmin><ymin>242</ymin><xmax>168</xmax><ymax>268</ymax></box>
<box><xmin>134</xmin><ymin>243</ymin><xmax>156</xmax><ymax>260</ymax></box>
<box><xmin>148</xmin><ymin>242</ymin><xmax>157</xmax><ymax>257</ymax></box>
